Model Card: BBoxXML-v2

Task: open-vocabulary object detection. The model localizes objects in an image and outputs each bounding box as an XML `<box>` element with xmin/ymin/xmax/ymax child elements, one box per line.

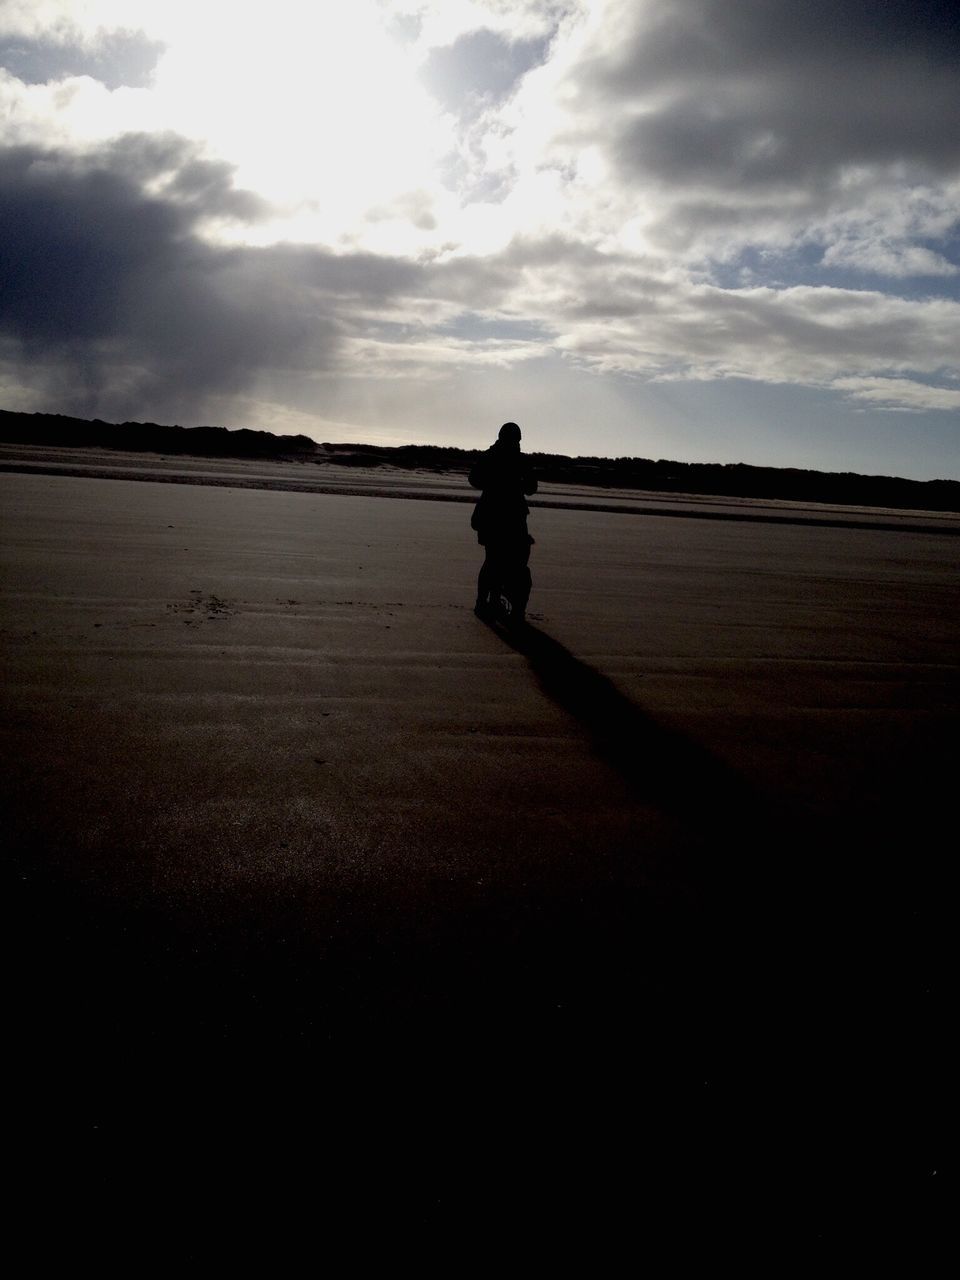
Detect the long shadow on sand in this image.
<box><xmin>492</xmin><ymin>622</ymin><xmax>942</xmax><ymax>1163</ymax></box>
<box><xmin>496</xmin><ymin>620</ymin><xmax>772</xmax><ymax>839</ymax></box>
<box><xmin>486</xmin><ymin>619</ymin><xmax>788</xmax><ymax>988</ymax></box>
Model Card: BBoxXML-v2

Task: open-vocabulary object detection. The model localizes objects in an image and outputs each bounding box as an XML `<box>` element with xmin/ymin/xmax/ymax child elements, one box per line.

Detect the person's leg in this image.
<box><xmin>511</xmin><ymin>565</ymin><xmax>532</xmax><ymax>621</ymax></box>
<box><xmin>502</xmin><ymin>539</ymin><xmax>531</xmax><ymax>624</ymax></box>
<box><xmin>502</xmin><ymin>563</ymin><xmax>531</xmax><ymax>624</ymax></box>
<box><xmin>481</xmin><ymin>542</ymin><xmax>511</xmax><ymax>617</ymax></box>
<box><xmin>476</xmin><ymin>552</ymin><xmax>496</xmax><ymax>614</ymax></box>
<box><xmin>476</xmin><ymin>536</ymin><xmax>530</xmax><ymax>621</ymax></box>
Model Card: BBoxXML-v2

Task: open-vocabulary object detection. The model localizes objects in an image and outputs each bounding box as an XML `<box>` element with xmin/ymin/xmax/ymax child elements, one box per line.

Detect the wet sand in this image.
<box><xmin>3</xmin><ymin>467</ymin><xmax>955</xmax><ymax>1192</ymax></box>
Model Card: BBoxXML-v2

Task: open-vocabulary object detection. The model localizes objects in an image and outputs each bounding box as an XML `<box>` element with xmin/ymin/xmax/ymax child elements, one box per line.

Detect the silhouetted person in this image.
<box><xmin>469</xmin><ymin>421</ymin><xmax>537</xmax><ymax>625</ymax></box>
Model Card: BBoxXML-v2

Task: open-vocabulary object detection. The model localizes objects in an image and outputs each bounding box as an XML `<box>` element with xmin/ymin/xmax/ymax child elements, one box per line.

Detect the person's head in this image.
<box><xmin>498</xmin><ymin>421</ymin><xmax>521</xmax><ymax>446</ymax></box>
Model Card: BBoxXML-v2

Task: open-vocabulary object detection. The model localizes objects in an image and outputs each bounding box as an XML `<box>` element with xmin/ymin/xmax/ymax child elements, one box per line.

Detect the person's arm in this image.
<box><xmin>468</xmin><ymin>457</ymin><xmax>487</xmax><ymax>489</ymax></box>
<box><xmin>521</xmin><ymin>460</ymin><xmax>538</xmax><ymax>496</ymax></box>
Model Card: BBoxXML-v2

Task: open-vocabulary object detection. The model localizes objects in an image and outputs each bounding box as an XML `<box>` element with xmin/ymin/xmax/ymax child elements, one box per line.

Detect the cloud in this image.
<box><xmin>821</xmin><ymin>238</ymin><xmax>958</xmax><ymax>279</ymax></box>
<box><xmin>0</xmin><ymin>28</ymin><xmax>164</xmax><ymax>89</ymax></box>
<box><xmin>397</xmin><ymin>0</ymin><xmax>576</xmax><ymax>50</ymax></box>
<box><xmin>0</xmin><ymin>138</ymin><xmax>426</xmax><ymax>421</ymax></box>
<box><xmin>434</xmin><ymin>234</ymin><xmax>958</xmax><ymax>384</ymax></box>
<box><xmin>551</xmin><ymin>278</ymin><xmax>960</xmax><ymax>386</ymax></box>
<box><xmin>2</xmin><ymin>132</ymin><xmax>957</xmax><ymax>429</ymax></box>
<box><xmin>0</xmin><ymin>2</ymin><xmax>956</xmax><ymax>470</ymax></box>
<box><xmin>421</xmin><ymin>27</ymin><xmax>552</xmax><ymax>118</ymax></box>
<box><xmin>491</xmin><ymin>0</ymin><xmax>960</xmax><ymax>268</ymax></box>
<box><xmin>832</xmin><ymin>377</ymin><xmax>960</xmax><ymax>413</ymax></box>
<box><xmin>0</xmin><ymin>131</ymin><xmax>549</xmax><ymax>422</ymax></box>
<box><xmin>585</xmin><ymin>0</ymin><xmax>960</xmax><ymax>182</ymax></box>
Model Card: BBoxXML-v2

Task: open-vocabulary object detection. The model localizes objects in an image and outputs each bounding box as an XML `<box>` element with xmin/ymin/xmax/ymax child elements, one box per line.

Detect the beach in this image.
<box><xmin>3</xmin><ymin>460</ymin><xmax>955</xmax><ymax>1181</ymax></box>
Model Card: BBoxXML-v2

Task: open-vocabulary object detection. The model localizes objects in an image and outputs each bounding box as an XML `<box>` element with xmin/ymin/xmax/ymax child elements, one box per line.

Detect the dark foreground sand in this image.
<box><xmin>3</xmin><ymin>469</ymin><xmax>955</xmax><ymax>1212</ymax></box>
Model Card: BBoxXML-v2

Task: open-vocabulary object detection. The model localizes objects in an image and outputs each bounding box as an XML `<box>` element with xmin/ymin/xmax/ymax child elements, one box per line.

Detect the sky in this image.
<box><xmin>1</xmin><ymin>0</ymin><xmax>958</xmax><ymax>479</ymax></box>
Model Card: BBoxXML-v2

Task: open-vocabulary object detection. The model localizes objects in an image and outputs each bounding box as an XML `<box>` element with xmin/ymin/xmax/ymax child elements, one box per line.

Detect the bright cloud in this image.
<box><xmin>833</xmin><ymin>377</ymin><xmax>960</xmax><ymax>413</ymax></box>
<box><xmin>0</xmin><ymin>0</ymin><xmax>957</xmax><ymax>477</ymax></box>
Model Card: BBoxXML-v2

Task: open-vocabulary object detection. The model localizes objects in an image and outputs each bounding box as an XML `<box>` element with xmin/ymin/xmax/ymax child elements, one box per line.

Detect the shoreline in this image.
<box><xmin>2</xmin><ymin>448</ymin><xmax>958</xmax><ymax>536</ymax></box>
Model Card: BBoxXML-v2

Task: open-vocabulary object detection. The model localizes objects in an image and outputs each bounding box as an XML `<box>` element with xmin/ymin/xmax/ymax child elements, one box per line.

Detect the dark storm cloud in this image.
<box><xmin>583</xmin><ymin>0</ymin><xmax>960</xmax><ymax>194</ymax></box>
<box><xmin>0</xmin><ymin>137</ymin><xmax>276</xmax><ymax>349</ymax></box>
<box><xmin>0</xmin><ymin>138</ymin><xmax>427</xmax><ymax>421</ymax></box>
<box><xmin>592</xmin><ymin>0</ymin><xmax>959</xmax><ymax>88</ymax></box>
<box><xmin>100</xmin><ymin>133</ymin><xmax>271</xmax><ymax>221</ymax></box>
<box><xmin>422</xmin><ymin>27</ymin><xmax>551</xmax><ymax>118</ymax></box>
<box><xmin>0</xmin><ymin>28</ymin><xmax>164</xmax><ymax>89</ymax></box>
<box><xmin>614</xmin><ymin>79</ymin><xmax>960</xmax><ymax>191</ymax></box>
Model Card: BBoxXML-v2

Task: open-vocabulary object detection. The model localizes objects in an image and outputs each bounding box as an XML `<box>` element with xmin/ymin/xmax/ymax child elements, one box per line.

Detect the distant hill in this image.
<box><xmin>0</xmin><ymin>409</ymin><xmax>317</xmax><ymax>459</ymax></box>
<box><xmin>2</xmin><ymin>408</ymin><xmax>958</xmax><ymax>513</ymax></box>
